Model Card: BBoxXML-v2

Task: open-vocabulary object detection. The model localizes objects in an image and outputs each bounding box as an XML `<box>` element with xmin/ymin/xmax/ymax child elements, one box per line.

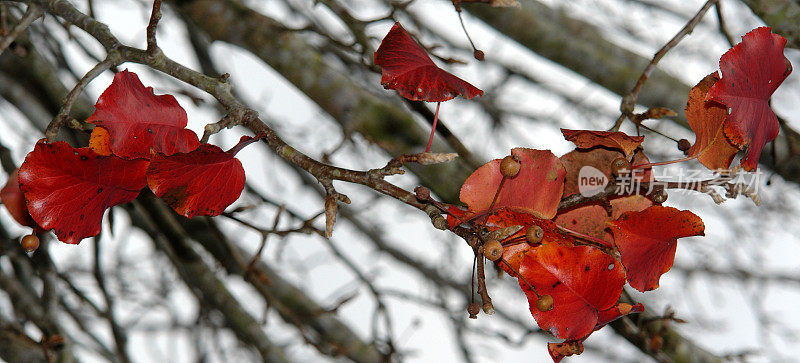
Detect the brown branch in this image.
<box><xmin>611</xmin><ymin>0</ymin><xmax>718</xmax><ymax>131</ymax></box>
<box><xmin>0</xmin><ymin>3</ymin><xmax>40</xmax><ymax>55</ymax></box>
<box><xmin>45</xmin><ymin>55</ymin><xmax>118</xmax><ymax>140</ymax></box>
<box><xmin>145</xmin><ymin>0</ymin><xmax>161</xmax><ymax>54</ymax></box>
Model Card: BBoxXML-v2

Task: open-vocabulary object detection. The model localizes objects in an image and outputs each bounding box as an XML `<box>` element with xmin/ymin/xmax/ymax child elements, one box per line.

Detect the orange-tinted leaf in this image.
<box><xmin>87</xmin><ymin>70</ymin><xmax>200</xmax><ymax>159</ymax></box>
<box><xmin>561</xmin><ymin>129</ymin><xmax>644</xmax><ymax>157</ymax></box>
<box><xmin>607</xmin><ymin>206</ymin><xmax>705</xmax><ymax>292</ymax></box>
<box><xmin>706</xmin><ymin>27</ymin><xmax>791</xmax><ymax>171</ymax></box>
<box><xmin>547</xmin><ymin>340</ymin><xmax>584</xmax><ymax>363</ymax></box>
<box><xmin>595</xmin><ymin>302</ymin><xmax>643</xmax><ymax>329</ymax></box>
<box><xmin>484</xmin><ymin>210</ymin><xmax>572</xmax><ymax>276</ymax></box>
<box><xmin>519</xmin><ymin>243</ymin><xmax>625</xmax><ymax>340</ymax></box>
<box><xmin>1</xmin><ymin>169</ymin><xmax>39</xmax><ymax>229</ymax></box>
<box><xmin>374</xmin><ymin>23</ymin><xmax>483</xmax><ymax>102</ymax></box>
<box><xmin>147</xmin><ymin>143</ymin><xmax>245</xmax><ymax>218</ymax></box>
<box><xmin>445</xmin><ymin>205</ymin><xmax>469</xmax><ymax>229</ymax></box>
<box><xmin>555</xmin><ymin>148</ymin><xmax>654</xmax><ymax>245</ymax></box>
<box><xmin>89</xmin><ymin>126</ymin><xmax>112</xmax><ymax>156</ymax></box>
<box><xmin>18</xmin><ymin>141</ymin><xmax>148</xmax><ymax>244</ymax></box>
<box><xmin>686</xmin><ymin>73</ymin><xmax>739</xmax><ymax>170</ymax></box>
<box><xmin>459</xmin><ymin>148</ymin><xmax>565</xmax><ymax>219</ymax></box>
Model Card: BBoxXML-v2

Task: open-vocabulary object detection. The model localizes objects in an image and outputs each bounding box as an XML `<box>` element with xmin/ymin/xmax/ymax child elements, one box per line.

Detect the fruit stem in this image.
<box><xmin>456</xmin><ymin>10</ymin><xmax>479</xmax><ymax>53</ymax></box>
<box><xmin>425</xmin><ymin>102</ymin><xmax>441</xmax><ymax>153</ymax></box>
<box><xmin>631</xmin><ymin>155</ymin><xmax>697</xmax><ymax>170</ymax></box>
<box><xmin>556</xmin><ymin>225</ymin><xmax>613</xmax><ymax>252</ymax></box>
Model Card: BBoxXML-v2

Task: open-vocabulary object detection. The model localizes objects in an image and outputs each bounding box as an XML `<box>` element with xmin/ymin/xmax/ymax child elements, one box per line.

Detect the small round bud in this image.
<box><xmin>473</xmin><ymin>49</ymin><xmax>485</xmax><ymax>61</ymax></box>
<box><xmin>652</xmin><ymin>190</ymin><xmax>668</xmax><ymax>204</ymax></box>
<box><xmin>649</xmin><ymin>335</ymin><xmax>664</xmax><ymax>351</ymax></box>
<box><xmin>651</xmin><ymin>184</ymin><xmax>667</xmax><ymax>204</ymax></box>
<box><xmin>483</xmin><ymin>240</ymin><xmax>503</xmax><ymax>261</ymax></box>
<box><xmin>677</xmin><ymin>139</ymin><xmax>691</xmax><ymax>152</ymax></box>
<box><xmin>467</xmin><ymin>302</ymin><xmax>480</xmax><ymax>319</ymax></box>
<box><xmin>610</xmin><ymin>157</ymin><xmax>631</xmax><ymax>177</ymax></box>
<box><xmin>21</xmin><ymin>234</ymin><xmax>39</xmax><ymax>253</ymax></box>
<box><xmin>414</xmin><ymin>186</ymin><xmax>431</xmax><ymax>201</ymax></box>
<box><xmin>526</xmin><ymin>225</ymin><xmax>544</xmax><ymax>245</ymax></box>
<box><xmin>482</xmin><ymin>302</ymin><xmax>495</xmax><ymax>315</ymax></box>
<box><xmin>536</xmin><ymin>295</ymin><xmax>554</xmax><ymax>312</ymax></box>
<box><xmin>500</xmin><ymin>155</ymin><xmax>521</xmax><ymax>178</ymax></box>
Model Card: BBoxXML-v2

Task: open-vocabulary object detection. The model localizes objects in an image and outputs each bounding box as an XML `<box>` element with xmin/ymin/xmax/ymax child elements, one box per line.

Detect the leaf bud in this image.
<box><xmin>482</xmin><ymin>301</ymin><xmax>495</xmax><ymax>315</ymax></box>
<box><xmin>526</xmin><ymin>225</ymin><xmax>544</xmax><ymax>245</ymax></box>
<box><xmin>536</xmin><ymin>294</ymin><xmax>554</xmax><ymax>312</ymax></box>
<box><xmin>610</xmin><ymin>157</ymin><xmax>631</xmax><ymax>177</ymax></box>
<box><xmin>21</xmin><ymin>234</ymin><xmax>39</xmax><ymax>253</ymax></box>
<box><xmin>467</xmin><ymin>302</ymin><xmax>480</xmax><ymax>319</ymax></box>
<box><xmin>500</xmin><ymin>155</ymin><xmax>521</xmax><ymax>178</ymax></box>
<box><xmin>483</xmin><ymin>240</ymin><xmax>503</xmax><ymax>261</ymax></box>
<box><xmin>677</xmin><ymin>138</ymin><xmax>691</xmax><ymax>152</ymax></box>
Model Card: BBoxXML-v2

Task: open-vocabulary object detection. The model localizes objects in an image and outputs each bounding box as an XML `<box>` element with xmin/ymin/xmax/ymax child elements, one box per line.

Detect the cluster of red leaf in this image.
<box><xmin>2</xmin><ymin>70</ymin><xmax>254</xmax><ymax>244</ymax></box>
<box><xmin>372</xmin><ymin>23</ymin><xmax>789</xmax><ymax>361</ymax></box>
<box><xmin>687</xmin><ymin>27</ymin><xmax>791</xmax><ymax>171</ymax></box>
<box><xmin>451</xmin><ymin>132</ymin><xmax>704</xmax><ymax>361</ymax></box>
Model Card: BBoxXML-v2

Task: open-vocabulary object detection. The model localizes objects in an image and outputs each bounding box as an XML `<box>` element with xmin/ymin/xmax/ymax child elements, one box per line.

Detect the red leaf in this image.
<box><xmin>561</xmin><ymin>129</ymin><xmax>644</xmax><ymax>157</ymax></box>
<box><xmin>686</xmin><ymin>73</ymin><xmax>740</xmax><ymax>170</ymax></box>
<box><xmin>705</xmin><ymin>27</ymin><xmax>791</xmax><ymax>171</ymax></box>
<box><xmin>607</xmin><ymin>206</ymin><xmax>705</xmax><ymax>292</ymax></box>
<box><xmin>18</xmin><ymin>141</ymin><xmax>148</xmax><ymax>244</ymax></box>
<box><xmin>519</xmin><ymin>242</ymin><xmax>625</xmax><ymax>340</ymax></box>
<box><xmin>545</xmin><ymin>303</ymin><xmax>642</xmax><ymax>363</ymax></box>
<box><xmin>459</xmin><ymin>148</ymin><xmax>565</xmax><ymax>219</ymax></box>
<box><xmin>1</xmin><ymin>169</ymin><xmax>39</xmax><ymax>229</ymax></box>
<box><xmin>482</xmin><ymin>210</ymin><xmax>572</xmax><ymax>277</ymax></box>
<box><xmin>374</xmin><ymin>23</ymin><xmax>483</xmax><ymax>102</ymax></box>
<box><xmin>146</xmin><ymin>143</ymin><xmax>245</xmax><ymax>218</ymax></box>
<box><xmin>86</xmin><ymin>70</ymin><xmax>200</xmax><ymax>159</ymax></box>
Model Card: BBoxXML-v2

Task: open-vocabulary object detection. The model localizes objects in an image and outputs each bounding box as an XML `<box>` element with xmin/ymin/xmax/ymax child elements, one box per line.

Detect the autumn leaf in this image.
<box><xmin>89</xmin><ymin>126</ymin><xmax>112</xmax><ymax>156</ymax></box>
<box><xmin>547</xmin><ymin>340</ymin><xmax>583</xmax><ymax>363</ymax></box>
<box><xmin>607</xmin><ymin>206</ymin><xmax>705</xmax><ymax>292</ymax></box>
<box><xmin>561</xmin><ymin>129</ymin><xmax>644</xmax><ymax>157</ymax></box>
<box><xmin>1</xmin><ymin>168</ymin><xmax>39</xmax><ymax>229</ymax></box>
<box><xmin>146</xmin><ymin>143</ymin><xmax>246</xmax><ymax>218</ymax></box>
<box><xmin>519</xmin><ymin>242</ymin><xmax>625</xmax><ymax>340</ymax></box>
<box><xmin>686</xmin><ymin>73</ymin><xmax>739</xmax><ymax>170</ymax></box>
<box><xmin>546</xmin><ymin>303</ymin><xmax>643</xmax><ymax>362</ymax></box>
<box><xmin>555</xmin><ymin>148</ymin><xmax>654</xmax><ymax>245</ymax></box>
<box><xmin>374</xmin><ymin>22</ymin><xmax>483</xmax><ymax>102</ymax></box>
<box><xmin>705</xmin><ymin>27</ymin><xmax>792</xmax><ymax>171</ymax></box>
<box><xmin>459</xmin><ymin>148</ymin><xmax>565</xmax><ymax>219</ymax></box>
<box><xmin>481</xmin><ymin>210</ymin><xmax>572</xmax><ymax>276</ymax></box>
<box><xmin>87</xmin><ymin>70</ymin><xmax>200</xmax><ymax>159</ymax></box>
<box><xmin>18</xmin><ymin>141</ymin><xmax>148</xmax><ymax>244</ymax></box>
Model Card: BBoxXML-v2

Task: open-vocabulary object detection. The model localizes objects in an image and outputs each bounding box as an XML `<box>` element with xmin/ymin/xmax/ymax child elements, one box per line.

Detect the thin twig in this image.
<box><xmin>611</xmin><ymin>0</ymin><xmax>718</xmax><ymax>131</ymax></box>
<box><xmin>45</xmin><ymin>55</ymin><xmax>119</xmax><ymax>140</ymax></box>
<box><xmin>146</xmin><ymin>0</ymin><xmax>162</xmax><ymax>54</ymax></box>
<box><xmin>715</xmin><ymin>1</ymin><xmax>735</xmax><ymax>47</ymax></box>
<box><xmin>0</xmin><ymin>4</ymin><xmax>41</xmax><ymax>55</ymax></box>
